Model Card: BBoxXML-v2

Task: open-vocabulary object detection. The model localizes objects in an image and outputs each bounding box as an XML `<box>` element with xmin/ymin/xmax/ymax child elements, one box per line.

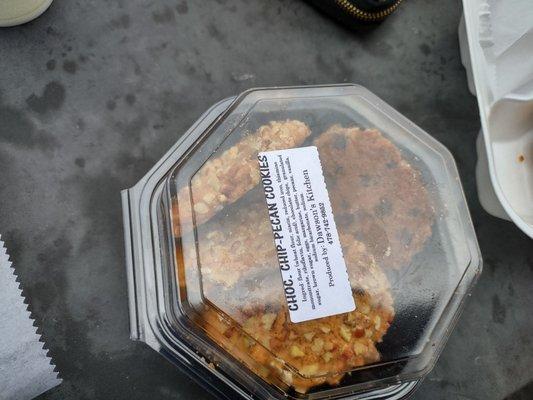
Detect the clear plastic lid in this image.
<box><xmin>157</xmin><ymin>85</ymin><xmax>480</xmax><ymax>398</ymax></box>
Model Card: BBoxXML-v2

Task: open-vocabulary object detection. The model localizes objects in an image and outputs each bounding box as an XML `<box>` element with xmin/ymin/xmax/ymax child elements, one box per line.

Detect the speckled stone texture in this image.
<box><xmin>0</xmin><ymin>1</ymin><xmax>532</xmax><ymax>399</ymax></box>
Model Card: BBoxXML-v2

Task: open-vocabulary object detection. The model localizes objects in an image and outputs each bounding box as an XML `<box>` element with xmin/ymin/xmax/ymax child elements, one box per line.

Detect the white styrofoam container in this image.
<box><xmin>459</xmin><ymin>0</ymin><xmax>533</xmax><ymax>238</ymax></box>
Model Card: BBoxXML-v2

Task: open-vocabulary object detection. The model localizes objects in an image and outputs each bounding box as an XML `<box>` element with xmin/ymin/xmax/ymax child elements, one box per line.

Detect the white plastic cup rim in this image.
<box><xmin>0</xmin><ymin>0</ymin><xmax>54</xmax><ymax>27</ymax></box>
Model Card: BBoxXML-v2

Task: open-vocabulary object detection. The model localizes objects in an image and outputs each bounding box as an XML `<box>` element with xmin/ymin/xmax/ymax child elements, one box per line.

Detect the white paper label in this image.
<box><xmin>258</xmin><ymin>146</ymin><xmax>355</xmax><ymax>323</ymax></box>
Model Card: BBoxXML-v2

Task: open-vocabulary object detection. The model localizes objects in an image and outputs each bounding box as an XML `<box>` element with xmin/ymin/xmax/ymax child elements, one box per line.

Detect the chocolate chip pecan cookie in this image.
<box><xmin>187</xmin><ymin>190</ymin><xmax>392</xmax><ymax>321</ymax></box>
<box><xmin>315</xmin><ymin>125</ymin><xmax>434</xmax><ymax>269</ymax></box>
<box><xmin>173</xmin><ymin>120</ymin><xmax>311</xmax><ymax>236</ymax></box>
<box><xmin>199</xmin><ymin>237</ymin><xmax>393</xmax><ymax>393</ymax></box>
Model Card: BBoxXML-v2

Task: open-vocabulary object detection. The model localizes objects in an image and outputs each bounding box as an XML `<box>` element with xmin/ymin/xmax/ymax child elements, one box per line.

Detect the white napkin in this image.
<box><xmin>0</xmin><ymin>236</ymin><xmax>61</xmax><ymax>400</ymax></box>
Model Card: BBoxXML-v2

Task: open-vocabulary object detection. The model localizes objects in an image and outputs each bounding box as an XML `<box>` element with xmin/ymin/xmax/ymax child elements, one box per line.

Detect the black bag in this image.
<box><xmin>306</xmin><ymin>0</ymin><xmax>403</xmax><ymax>25</ymax></box>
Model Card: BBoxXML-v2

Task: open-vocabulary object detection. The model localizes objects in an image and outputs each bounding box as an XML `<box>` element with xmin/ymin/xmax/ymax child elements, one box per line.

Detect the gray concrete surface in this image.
<box><xmin>0</xmin><ymin>0</ymin><xmax>532</xmax><ymax>399</ymax></box>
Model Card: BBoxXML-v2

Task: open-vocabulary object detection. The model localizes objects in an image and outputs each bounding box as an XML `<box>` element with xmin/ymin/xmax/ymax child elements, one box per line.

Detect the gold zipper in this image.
<box><xmin>334</xmin><ymin>0</ymin><xmax>403</xmax><ymax>21</ymax></box>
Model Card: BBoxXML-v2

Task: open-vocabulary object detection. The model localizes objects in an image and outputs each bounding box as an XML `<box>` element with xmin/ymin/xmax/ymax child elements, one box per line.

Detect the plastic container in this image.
<box><xmin>121</xmin><ymin>84</ymin><xmax>482</xmax><ymax>399</ymax></box>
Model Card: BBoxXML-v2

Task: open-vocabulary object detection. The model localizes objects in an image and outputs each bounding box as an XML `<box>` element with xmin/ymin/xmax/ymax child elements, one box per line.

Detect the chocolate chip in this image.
<box><xmin>332</xmin><ymin>134</ymin><xmax>347</xmax><ymax>150</ymax></box>
<box><xmin>360</xmin><ymin>174</ymin><xmax>372</xmax><ymax>187</ymax></box>
<box><xmin>374</xmin><ymin>198</ymin><xmax>393</xmax><ymax>218</ymax></box>
<box><xmin>399</xmin><ymin>229</ymin><xmax>414</xmax><ymax>246</ymax></box>
<box><xmin>339</xmin><ymin>213</ymin><xmax>355</xmax><ymax>226</ymax></box>
<box><xmin>408</xmin><ymin>207</ymin><xmax>421</xmax><ymax>217</ymax></box>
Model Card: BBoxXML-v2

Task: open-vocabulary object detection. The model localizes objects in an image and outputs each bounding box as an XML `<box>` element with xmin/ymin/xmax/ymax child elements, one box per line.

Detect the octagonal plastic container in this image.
<box><xmin>121</xmin><ymin>84</ymin><xmax>482</xmax><ymax>399</ymax></box>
